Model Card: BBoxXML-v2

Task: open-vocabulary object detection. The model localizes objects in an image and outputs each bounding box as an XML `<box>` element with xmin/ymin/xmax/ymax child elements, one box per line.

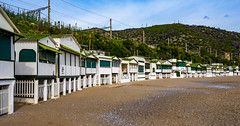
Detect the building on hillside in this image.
<box><xmin>129</xmin><ymin>56</ymin><xmax>146</xmax><ymax>81</ymax></box>
<box><xmin>14</xmin><ymin>36</ymin><xmax>61</xmax><ymax>104</ymax></box>
<box><xmin>53</xmin><ymin>35</ymin><xmax>82</xmax><ymax>96</ymax></box>
<box><xmin>160</xmin><ymin>60</ymin><xmax>172</xmax><ymax>78</ymax></box>
<box><xmin>0</xmin><ymin>7</ymin><xmax>22</xmax><ymax>115</ymax></box>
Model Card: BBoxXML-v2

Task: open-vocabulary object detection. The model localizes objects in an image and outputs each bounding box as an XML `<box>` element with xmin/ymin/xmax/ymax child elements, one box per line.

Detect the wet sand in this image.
<box><xmin>1</xmin><ymin>76</ymin><xmax>240</xmax><ymax>126</ymax></box>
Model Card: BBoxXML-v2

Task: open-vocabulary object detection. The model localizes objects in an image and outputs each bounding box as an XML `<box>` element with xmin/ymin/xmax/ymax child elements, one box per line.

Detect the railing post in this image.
<box><xmin>93</xmin><ymin>75</ymin><xmax>96</xmax><ymax>86</ymax></box>
<box><xmin>34</xmin><ymin>79</ymin><xmax>39</xmax><ymax>104</ymax></box>
<box><xmin>83</xmin><ymin>76</ymin><xmax>87</xmax><ymax>88</ymax></box>
<box><xmin>68</xmin><ymin>78</ymin><xmax>71</xmax><ymax>94</ymax></box>
<box><xmin>43</xmin><ymin>80</ymin><xmax>47</xmax><ymax>101</ymax></box>
<box><xmin>8</xmin><ymin>80</ymin><xmax>15</xmax><ymax>114</ymax></box>
<box><xmin>56</xmin><ymin>78</ymin><xmax>60</xmax><ymax>98</ymax></box>
<box><xmin>73</xmin><ymin>77</ymin><xmax>76</xmax><ymax>92</ymax></box>
<box><xmin>77</xmin><ymin>77</ymin><xmax>82</xmax><ymax>90</ymax></box>
<box><xmin>89</xmin><ymin>75</ymin><xmax>92</xmax><ymax>87</ymax></box>
<box><xmin>63</xmin><ymin>78</ymin><xmax>66</xmax><ymax>96</ymax></box>
<box><xmin>51</xmin><ymin>79</ymin><xmax>55</xmax><ymax>99</ymax></box>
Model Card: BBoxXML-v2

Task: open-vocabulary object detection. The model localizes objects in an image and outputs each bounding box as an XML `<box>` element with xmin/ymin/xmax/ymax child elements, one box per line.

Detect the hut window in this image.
<box><xmin>19</xmin><ymin>49</ymin><xmax>36</xmax><ymax>62</ymax></box>
<box><xmin>138</xmin><ymin>66</ymin><xmax>144</xmax><ymax>72</ymax></box>
<box><xmin>0</xmin><ymin>34</ymin><xmax>11</xmax><ymax>60</ymax></box>
<box><xmin>100</xmin><ymin>60</ymin><xmax>110</xmax><ymax>67</ymax></box>
<box><xmin>145</xmin><ymin>64</ymin><xmax>150</xmax><ymax>69</ymax></box>
<box><xmin>87</xmin><ymin>59</ymin><xmax>97</xmax><ymax>68</ymax></box>
<box><xmin>153</xmin><ymin>68</ymin><xmax>155</xmax><ymax>73</ymax></box>
<box><xmin>157</xmin><ymin>65</ymin><xmax>161</xmax><ymax>69</ymax></box>
<box><xmin>112</xmin><ymin>61</ymin><xmax>119</xmax><ymax>67</ymax></box>
<box><xmin>81</xmin><ymin>58</ymin><xmax>85</xmax><ymax>67</ymax></box>
<box><xmin>39</xmin><ymin>49</ymin><xmax>55</xmax><ymax>64</ymax></box>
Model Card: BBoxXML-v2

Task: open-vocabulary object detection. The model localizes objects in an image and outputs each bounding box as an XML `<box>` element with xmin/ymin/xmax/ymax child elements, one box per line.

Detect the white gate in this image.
<box><xmin>0</xmin><ymin>88</ymin><xmax>8</xmax><ymax>115</ymax></box>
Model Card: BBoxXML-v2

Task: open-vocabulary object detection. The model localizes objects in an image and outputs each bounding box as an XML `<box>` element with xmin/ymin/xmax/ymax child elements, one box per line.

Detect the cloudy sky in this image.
<box><xmin>2</xmin><ymin>0</ymin><xmax>240</xmax><ymax>32</ymax></box>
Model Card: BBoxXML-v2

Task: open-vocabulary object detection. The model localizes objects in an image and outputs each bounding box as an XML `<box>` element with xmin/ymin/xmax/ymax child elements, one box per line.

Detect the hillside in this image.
<box><xmin>111</xmin><ymin>24</ymin><xmax>240</xmax><ymax>58</ymax></box>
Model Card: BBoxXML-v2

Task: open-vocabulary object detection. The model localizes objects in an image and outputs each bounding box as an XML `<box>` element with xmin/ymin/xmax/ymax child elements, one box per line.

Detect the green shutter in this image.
<box><xmin>0</xmin><ymin>34</ymin><xmax>11</xmax><ymax>60</ymax></box>
<box><xmin>92</xmin><ymin>60</ymin><xmax>96</xmax><ymax>68</ymax></box>
<box><xmin>87</xmin><ymin>59</ymin><xmax>91</xmax><ymax>68</ymax></box>
<box><xmin>153</xmin><ymin>68</ymin><xmax>155</xmax><ymax>72</ymax></box>
<box><xmin>138</xmin><ymin>66</ymin><xmax>144</xmax><ymax>72</ymax></box>
<box><xmin>19</xmin><ymin>49</ymin><xmax>36</xmax><ymax>62</ymax></box>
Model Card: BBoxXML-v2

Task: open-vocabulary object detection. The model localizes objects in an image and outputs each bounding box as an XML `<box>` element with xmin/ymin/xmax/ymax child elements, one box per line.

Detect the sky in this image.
<box><xmin>1</xmin><ymin>0</ymin><xmax>240</xmax><ymax>32</ymax></box>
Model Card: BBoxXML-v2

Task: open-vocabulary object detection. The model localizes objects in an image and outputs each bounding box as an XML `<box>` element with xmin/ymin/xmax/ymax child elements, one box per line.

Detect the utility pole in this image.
<box><xmin>110</xmin><ymin>18</ymin><xmax>112</xmax><ymax>39</ymax></box>
<box><xmin>48</xmin><ymin>0</ymin><xmax>50</xmax><ymax>24</ymax></box>
<box><xmin>27</xmin><ymin>6</ymin><xmax>48</xmax><ymax>32</ymax></box>
<box><xmin>142</xmin><ymin>29</ymin><xmax>145</xmax><ymax>43</ymax></box>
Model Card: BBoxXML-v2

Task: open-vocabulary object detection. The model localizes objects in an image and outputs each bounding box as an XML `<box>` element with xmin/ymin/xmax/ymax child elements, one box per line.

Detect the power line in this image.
<box><xmin>60</xmin><ymin>0</ymin><xmax>134</xmax><ymax>28</ymax></box>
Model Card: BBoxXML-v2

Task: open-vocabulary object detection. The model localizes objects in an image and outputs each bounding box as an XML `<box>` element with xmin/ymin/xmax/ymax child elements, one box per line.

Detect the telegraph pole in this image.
<box><xmin>89</xmin><ymin>34</ymin><xmax>91</xmax><ymax>51</ymax></box>
<box><xmin>110</xmin><ymin>18</ymin><xmax>112</xmax><ymax>39</ymax></box>
<box><xmin>48</xmin><ymin>0</ymin><xmax>50</xmax><ymax>24</ymax></box>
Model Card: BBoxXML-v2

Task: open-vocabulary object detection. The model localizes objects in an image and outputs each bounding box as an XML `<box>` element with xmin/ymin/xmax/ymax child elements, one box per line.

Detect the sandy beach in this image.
<box><xmin>1</xmin><ymin>76</ymin><xmax>240</xmax><ymax>126</ymax></box>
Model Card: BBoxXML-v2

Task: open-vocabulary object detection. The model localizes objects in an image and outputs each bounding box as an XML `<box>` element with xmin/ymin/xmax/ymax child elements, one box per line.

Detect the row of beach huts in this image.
<box><xmin>0</xmin><ymin>7</ymin><xmax>239</xmax><ymax>115</ymax></box>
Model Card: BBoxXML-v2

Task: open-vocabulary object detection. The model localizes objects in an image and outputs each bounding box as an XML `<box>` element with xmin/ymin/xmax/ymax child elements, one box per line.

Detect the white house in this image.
<box><xmin>145</xmin><ymin>58</ymin><xmax>151</xmax><ymax>80</ymax></box>
<box><xmin>84</xmin><ymin>52</ymin><xmax>98</xmax><ymax>88</ymax></box>
<box><xmin>112</xmin><ymin>56</ymin><xmax>121</xmax><ymax>83</ymax></box>
<box><xmin>154</xmin><ymin>60</ymin><xmax>162</xmax><ymax>79</ymax></box>
<box><xmin>120</xmin><ymin>58</ymin><xmax>130</xmax><ymax>83</ymax></box>
<box><xmin>0</xmin><ymin>7</ymin><xmax>22</xmax><ymax>115</ymax></box>
<box><xmin>97</xmin><ymin>55</ymin><xmax>112</xmax><ymax>85</ymax></box>
<box><xmin>161</xmin><ymin>60</ymin><xmax>172</xmax><ymax>78</ymax></box>
<box><xmin>129</xmin><ymin>56</ymin><xmax>146</xmax><ymax>81</ymax></box>
<box><xmin>53</xmin><ymin>35</ymin><xmax>82</xmax><ymax>96</ymax></box>
<box><xmin>149</xmin><ymin>60</ymin><xmax>157</xmax><ymax>80</ymax></box>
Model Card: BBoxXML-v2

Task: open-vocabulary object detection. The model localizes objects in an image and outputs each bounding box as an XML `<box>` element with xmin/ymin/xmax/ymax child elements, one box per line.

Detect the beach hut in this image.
<box><xmin>233</xmin><ymin>66</ymin><xmax>239</xmax><ymax>76</ymax></box>
<box><xmin>211</xmin><ymin>63</ymin><xmax>222</xmax><ymax>77</ymax></box>
<box><xmin>53</xmin><ymin>35</ymin><xmax>82</xmax><ymax>96</ymax></box>
<box><xmin>175</xmin><ymin>60</ymin><xmax>187</xmax><ymax>78</ymax></box>
<box><xmin>14</xmin><ymin>35</ymin><xmax>61</xmax><ymax>104</ymax></box>
<box><xmin>225</xmin><ymin>66</ymin><xmax>233</xmax><ymax>76</ymax></box>
<box><xmin>129</xmin><ymin>56</ymin><xmax>146</xmax><ymax>81</ymax></box>
<box><xmin>144</xmin><ymin>58</ymin><xmax>151</xmax><ymax>80</ymax></box>
<box><xmin>0</xmin><ymin>7</ymin><xmax>22</xmax><ymax>115</ymax></box>
<box><xmin>154</xmin><ymin>60</ymin><xmax>162</xmax><ymax>79</ymax></box>
<box><xmin>200</xmin><ymin>64</ymin><xmax>208</xmax><ymax>77</ymax></box>
<box><xmin>111</xmin><ymin>56</ymin><xmax>121</xmax><ymax>83</ymax></box>
<box><xmin>97</xmin><ymin>55</ymin><xmax>112</xmax><ymax>85</ymax></box>
<box><xmin>186</xmin><ymin>63</ymin><xmax>192</xmax><ymax>78</ymax></box>
<box><xmin>120</xmin><ymin>58</ymin><xmax>130</xmax><ymax>83</ymax></box>
<box><xmin>160</xmin><ymin>60</ymin><xmax>172</xmax><ymax>78</ymax></box>
<box><xmin>84</xmin><ymin>52</ymin><xmax>98</xmax><ymax>88</ymax></box>
<box><xmin>149</xmin><ymin>60</ymin><xmax>157</xmax><ymax>80</ymax></box>
<box><xmin>190</xmin><ymin>63</ymin><xmax>201</xmax><ymax>78</ymax></box>
<box><xmin>205</xmin><ymin>64</ymin><xmax>213</xmax><ymax>77</ymax></box>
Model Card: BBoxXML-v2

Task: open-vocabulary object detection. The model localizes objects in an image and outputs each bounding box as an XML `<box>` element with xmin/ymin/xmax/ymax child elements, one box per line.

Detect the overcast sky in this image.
<box><xmin>2</xmin><ymin>0</ymin><xmax>240</xmax><ymax>32</ymax></box>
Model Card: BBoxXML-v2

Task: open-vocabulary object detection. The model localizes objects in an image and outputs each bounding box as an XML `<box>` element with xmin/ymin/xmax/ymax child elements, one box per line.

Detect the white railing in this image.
<box><xmin>38</xmin><ymin>85</ymin><xmax>44</xmax><ymax>99</ymax></box>
<box><xmin>121</xmin><ymin>74</ymin><xmax>129</xmax><ymax>79</ymax></box>
<box><xmin>0</xmin><ymin>89</ymin><xmax>8</xmax><ymax>115</ymax></box>
<box><xmin>15</xmin><ymin>80</ymin><xmax>34</xmax><ymax>98</ymax></box>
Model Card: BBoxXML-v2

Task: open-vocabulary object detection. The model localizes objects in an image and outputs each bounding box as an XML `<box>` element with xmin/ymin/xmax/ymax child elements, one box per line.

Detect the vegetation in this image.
<box><xmin>3</xmin><ymin>7</ymin><xmax>239</xmax><ymax>66</ymax></box>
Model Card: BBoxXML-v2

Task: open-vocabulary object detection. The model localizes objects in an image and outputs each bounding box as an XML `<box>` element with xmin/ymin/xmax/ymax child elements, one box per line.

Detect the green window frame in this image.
<box><xmin>145</xmin><ymin>64</ymin><xmax>150</xmax><ymax>69</ymax></box>
<box><xmin>19</xmin><ymin>49</ymin><xmax>36</xmax><ymax>62</ymax></box>
<box><xmin>176</xmin><ymin>62</ymin><xmax>186</xmax><ymax>67</ymax></box>
<box><xmin>81</xmin><ymin>58</ymin><xmax>85</xmax><ymax>67</ymax></box>
<box><xmin>39</xmin><ymin>49</ymin><xmax>55</xmax><ymax>64</ymax></box>
<box><xmin>112</xmin><ymin>61</ymin><xmax>120</xmax><ymax>67</ymax></box>
<box><xmin>100</xmin><ymin>60</ymin><xmax>110</xmax><ymax>67</ymax></box>
<box><xmin>0</xmin><ymin>34</ymin><xmax>11</xmax><ymax>60</ymax></box>
<box><xmin>157</xmin><ymin>65</ymin><xmax>161</xmax><ymax>69</ymax></box>
<box><xmin>191</xmin><ymin>67</ymin><xmax>196</xmax><ymax>71</ymax></box>
<box><xmin>138</xmin><ymin>65</ymin><xmax>144</xmax><ymax>73</ymax></box>
<box><xmin>153</xmin><ymin>68</ymin><xmax>155</xmax><ymax>72</ymax></box>
<box><xmin>87</xmin><ymin>59</ymin><xmax>92</xmax><ymax>68</ymax></box>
